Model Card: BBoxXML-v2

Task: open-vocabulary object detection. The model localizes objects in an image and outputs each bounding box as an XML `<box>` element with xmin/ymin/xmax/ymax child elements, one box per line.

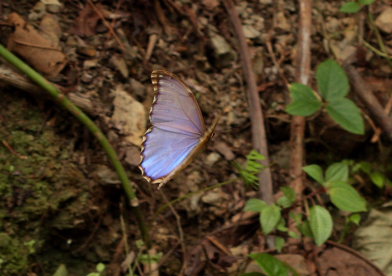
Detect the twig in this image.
<box><xmin>344</xmin><ymin>64</ymin><xmax>392</xmax><ymax>141</ymax></box>
<box><xmin>290</xmin><ymin>0</ymin><xmax>312</xmax><ymax>196</ymax></box>
<box><xmin>0</xmin><ymin>44</ymin><xmax>151</xmax><ymax>247</ymax></box>
<box><xmin>223</xmin><ymin>0</ymin><xmax>273</xmax><ymax>205</ymax></box>
<box><xmin>160</xmin><ymin>190</ymin><xmax>186</xmax><ymax>275</ymax></box>
<box><xmin>0</xmin><ymin>65</ymin><xmax>98</xmax><ymax>114</ymax></box>
<box><xmin>287</xmin><ymin>0</ymin><xmax>312</xmax><ymax>249</ymax></box>
<box><xmin>86</xmin><ymin>0</ymin><xmax>125</xmax><ymax>51</ymax></box>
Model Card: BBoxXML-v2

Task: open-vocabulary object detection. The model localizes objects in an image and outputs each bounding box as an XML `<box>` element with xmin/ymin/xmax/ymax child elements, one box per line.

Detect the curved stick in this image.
<box><xmin>223</xmin><ymin>0</ymin><xmax>273</xmax><ymax>205</ymax></box>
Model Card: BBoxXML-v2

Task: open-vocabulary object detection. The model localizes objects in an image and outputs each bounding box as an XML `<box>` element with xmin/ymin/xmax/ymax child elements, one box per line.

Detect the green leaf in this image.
<box><xmin>325</xmin><ymin>162</ymin><xmax>349</xmax><ymax>184</ymax></box>
<box><xmin>276</xmin><ymin>218</ymin><xmax>288</xmax><ymax>232</ymax></box>
<box><xmin>288</xmin><ymin>230</ymin><xmax>300</xmax><ymax>239</ymax></box>
<box><xmin>359</xmin><ymin>0</ymin><xmax>375</xmax><ymax>5</ymax></box>
<box><xmin>340</xmin><ymin>2</ymin><xmax>362</xmax><ymax>13</ymax></box>
<box><xmin>277</xmin><ymin>186</ymin><xmax>296</xmax><ymax>208</ymax></box>
<box><xmin>237</xmin><ymin>150</ymin><xmax>266</xmax><ymax>188</ymax></box>
<box><xmin>317</xmin><ymin>59</ymin><xmax>349</xmax><ymax>100</ymax></box>
<box><xmin>53</xmin><ymin>264</ymin><xmax>68</xmax><ymax>276</ymax></box>
<box><xmin>327</xmin><ymin>98</ymin><xmax>364</xmax><ymax>134</ymax></box>
<box><xmin>370</xmin><ymin>171</ymin><xmax>386</xmax><ymax>188</ymax></box>
<box><xmin>249</xmin><ymin>253</ymin><xmax>290</xmax><ymax>276</ymax></box>
<box><xmin>353</xmin><ymin>161</ymin><xmax>371</xmax><ymax>174</ymax></box>
<box><xmin>303</xmin><ymin>164</ymin><xmax>324</xmax><ymax>184</ymax></box>
<box><xmin>298</xmin><ymin>221</ymin><xmax>313</xmax><ymax>238</ymax></box>
<box><xmin>289</xmin><ymin>211</ymin><xmax>302</xmax><ymax>224</ymax></box>
<box><xmin>328</xmin><ymin>182</ymin><xmax>367</xmax><ymax>212</ymax></box>
<box><xmin>275</xmin><ymin>237</ymin><xmax>285</xmax><ymax>252</ymax></box>
<box><xmin>260</xmin><ymin>204</ymin><xmax>281</xmax><ymax>234</ymax></box>
<box><xmin>245</xmin><ymin>199</ymin><xmax>267</xmax><ymax>212</ymax></box>
<box><xmin>96</xmin><ymin>263</ymin><xmax>105</xmax><ymax>273</ymax></box>
<box><xmin>348</xmin><ymin>213</ymin><xmax>361</xmax><ymax>225</ymax></box>
<box><xmin>286</xmin><ymin>83</ymin><xmax>322</xmax><ymax>116</ymax></box>
<box><xmin>309</xmin><ymin>205</ymin><xmax>333</xmax><ymax>245</ymax></box>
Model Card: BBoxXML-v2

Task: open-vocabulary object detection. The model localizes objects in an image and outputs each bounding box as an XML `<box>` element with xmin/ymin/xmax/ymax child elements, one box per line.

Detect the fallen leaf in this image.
<box><xmin>7</xmin><ymin>13</ymin><xmax>67</xmax><ymax>78</ymax></box>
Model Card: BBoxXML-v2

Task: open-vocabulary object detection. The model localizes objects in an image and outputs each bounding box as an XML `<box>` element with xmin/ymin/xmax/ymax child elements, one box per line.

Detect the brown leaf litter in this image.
<box><xmin>6</xmin><ymin>12</ymin><xmax>67</xmax><ymax>78</ymax></box>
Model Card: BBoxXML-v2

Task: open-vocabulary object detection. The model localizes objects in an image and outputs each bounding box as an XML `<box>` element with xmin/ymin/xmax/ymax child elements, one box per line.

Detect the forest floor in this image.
<box><xmin>1</xmin><ymin>0</ymin><xmax>392</xmax><ymax>275</ymax></box>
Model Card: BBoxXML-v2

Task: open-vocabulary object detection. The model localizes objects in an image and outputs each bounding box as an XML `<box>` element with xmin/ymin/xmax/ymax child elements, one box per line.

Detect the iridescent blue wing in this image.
<box><xmin>139</xmin><ymin>70</ymin><xmax>213</xmax><ymax>188</ymax></box>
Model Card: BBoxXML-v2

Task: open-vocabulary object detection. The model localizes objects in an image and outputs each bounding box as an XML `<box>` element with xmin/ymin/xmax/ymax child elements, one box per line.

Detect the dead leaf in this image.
<box><xmin>353</xmin><ymin>203</ymin><xmax>392</xmax><ymax>274</ymax></box>
<box><xmin>375</xmin><ymin>7</ymin><xmax>392</xmax><ymax>34</ymax></box>
<box><xmin>71</xmin><ymin>3</ymin><xmax>105</xmax><ymax>37</ymax></box>
<box><xmin>7</xmin><ymin>13</ymin><xmax>67</xmax><ymax>78</ymax></box>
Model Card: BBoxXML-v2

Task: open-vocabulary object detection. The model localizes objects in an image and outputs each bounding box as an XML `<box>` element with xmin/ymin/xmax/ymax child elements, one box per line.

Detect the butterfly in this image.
<box><xmin>139</xmin><ymin>69</ymin><xmax>218</xmax><ymax>189</ymax></box>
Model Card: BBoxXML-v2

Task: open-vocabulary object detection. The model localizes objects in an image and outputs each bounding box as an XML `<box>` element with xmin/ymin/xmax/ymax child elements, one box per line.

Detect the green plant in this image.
<box><xmin>236</xmin><ymin>150</ymin><xmax>266</xmax><ymax>188</ymax></box>
<box><xmin>352</xmin><ymin>161</ymin><xmax>392</xmax><ymax>189</ymax></box>
<box><xmin>286</xmin><ymin>59</ymin><xmax>364</xmax><ymax>135</ymax></box>
<box><xmin>86</xmin><ymin>263</ymin><xmax>105</xmax><ymax>276</ymax></box>
<box><xmin>340</xmin><ymin>0</ymin><xmax>375</xmax><ymax>14</ymax></box>
<box><xmin>241</xmin><ymin>253</ymin><xmax>298</xmax><ymax>276</ymax></box>
<box><xmin>304</xmin><ymin>161</ymin><xmax>367</xmax><ymax>212</ymax></box>
<box><xmin>244</xmin><ymin>161</ymin><xmax>368</xmax><ymax>246</ymax></box>
<box><xmin>245</xmin><ymin>186</ymin><xmax>296</xmax><ymax>241</ymax></box>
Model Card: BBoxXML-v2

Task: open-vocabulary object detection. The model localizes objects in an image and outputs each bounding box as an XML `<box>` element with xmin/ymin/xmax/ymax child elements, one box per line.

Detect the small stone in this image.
<box><xmin>125</xmin><ymin>146</ymin><xmax>141</xmax><ymax>166</ymax></box>
<box><xmin>110</xmin><ymin>54</ymin><xmax>129</xmax><ymax>78</ymax></box>
<box><xmin>201</xmin><ymin>190</ymin><xmax>224</xmax><ymax>204</ymax></box>
<box><xmin>94</xmin><ymin>165</ymin><xmax>119</xmax><ymax>184</ymax></box>
<box><xmin>259</xmin><ymin>0</ymin><xmax>272</xmax><ymax>4</ymax></box>
<box><xmin>243</xmin><ymin>25</ymin><xmax>261</xmax><ymax>39</ymax></box>
<box><xmin>205</xmin><ymin>152</ymin><xmax>221</xmax><ymax>166</ymax></box>
<box><xmin>83</xmin><ymin>59</ymin><xmax>99</xmax><ymax>69</ymax></box>
<box><xmin>129</xmin><ymin>78</ymin><xmax>146</xmax><ymax>99</ymax></box>
<box><xmin>215</xmin><ymin>142</ymin><xmax>235</xmax><ymax>161</ymax></box>
<box><xmin>209</xmin><ymin>30</ymin><xmax>236</xmax><ymax>67</ymax></box>
<box><xmin>77</xmin><ymin>46</ymin><xmax>97</xmax><ymax>57</ymax></box>
<box><xmin>81</xmin><ymin>72</ymin><xmax>94</xmax><ymax>83</ymax></box>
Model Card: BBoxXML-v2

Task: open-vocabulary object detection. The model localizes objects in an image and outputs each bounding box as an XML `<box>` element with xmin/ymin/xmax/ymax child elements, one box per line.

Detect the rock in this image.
<box><xmin>93</xmin><ymin>165</ymin><xmax>119</xmax><ymax>184</ymax></box>
<box><xmin>111</xmin><ymin>85</ymin><xmax>146</xmax><ymax>146</ymax></box>
<box><xmin>243</xmin><ymin>25</ymin><xmax>261</xmax><ymax>39</ymax></box>
<box><xmin>77</xmin><ymin>46</ymin><xmax>97</xmax><ymax>57</ymax></box>
<box><xmin>110</xmin><ymin>54</ymin><xmax>129</xmax><ymax>78</ymax></box>
<box><xmin>375</xmin><ymin>7</ymin><xmax>392</xmax><ymax>33</ymax></box>
<box><xmin>42</xmin><ymin>0</ymin><xmax>63</xmax><ymax>14</ymax></box>
<box><xmin>125</xmin><ymin>146</ymin><xmax>141</xmax><ymax>166</ymax></box>
<box><xmin>129</xmin><ymin>78</ymin><xmax>146</xmax><ymax>99</ymax></box>
<box><xmin>215</xmin><ymin>142</ymin><xmax>235</xmax><ymax>161</ymax></box>
<box><xmin>209</xmin><ymin>30</ymin><xmax>236</xmax><ymax>67</ymax></box>
<box><xmin>205</xmin><ymin>152</ymin><xmax>221</xmax><ymax>166</ymax></box>
<box><xmin>83</xmin><ymin>59</ymin><xmax>99</xmax><ymax>69</ymax></box>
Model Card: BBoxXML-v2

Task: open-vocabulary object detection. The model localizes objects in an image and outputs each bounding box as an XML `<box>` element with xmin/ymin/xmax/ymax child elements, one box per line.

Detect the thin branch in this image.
<box><xmin>0</xmin><ymin>65</ymin><xmax>99</xmax><ymax>115</ymax></box>
<box><xmin>344</xmin><ymin>64</ymin><xmax>392</xmax><ymax>142</ymax></box>
<box><xmin>0</xmin><ymin>44</ymin><xmax>151</xmax><ymax>247</ymax></box>
<box><xmin>290</xmin><ymin>0</ymin><xmax>312</xmax><ymax>196</ymax></box>
<box><xmin>223</xmin><ymin>0</ymin><xmax>273</xmax><ymax>205</ymax></box>
<box><xmin>287</xmin><ymin>0</ymin><xmax>312</xmax><ymax>249</ymax></box>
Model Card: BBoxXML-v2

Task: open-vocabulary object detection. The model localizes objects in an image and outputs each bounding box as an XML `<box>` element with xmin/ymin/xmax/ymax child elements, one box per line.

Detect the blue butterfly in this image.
<box><xmin>139</xmin><ymin>70</ymin><xmax>218</xmax><ymax>188</ymax></box>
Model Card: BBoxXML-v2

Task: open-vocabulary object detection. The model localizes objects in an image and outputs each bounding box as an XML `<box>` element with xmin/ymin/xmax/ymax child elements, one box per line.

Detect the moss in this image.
<box><xmin>0</xmin><ymin>233</ymin><xmax>30</xmax><ymax>275</ymax></box>
<box><xmin>0</xmin><ymin>92</ymin><xmax>95</xmax><ymax>275</ymax></box>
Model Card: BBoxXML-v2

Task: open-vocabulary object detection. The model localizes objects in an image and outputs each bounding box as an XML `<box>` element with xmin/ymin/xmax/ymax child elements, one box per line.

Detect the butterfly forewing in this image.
<box><xmin>140</xmin><ymin>70</ymin><xmax>207</xmax><ymax>183</ymax></box>
<box><xmin>151</xmin><ymin>72</ymin><xmax>205</xmax><ymax>135</ymax></box>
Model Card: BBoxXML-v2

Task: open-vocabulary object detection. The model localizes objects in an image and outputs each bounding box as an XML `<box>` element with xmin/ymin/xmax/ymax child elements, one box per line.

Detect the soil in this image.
<box><xmin>0</xmin><ymin>0</ymin><xmax>391</xmax><ymax>275</ymax></box>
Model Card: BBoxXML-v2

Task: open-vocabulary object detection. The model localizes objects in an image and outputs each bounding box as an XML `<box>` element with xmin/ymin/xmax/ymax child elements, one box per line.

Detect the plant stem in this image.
<box><xmin>0</xmin><ymin>44</ymin><xmax>150</xmax><ymax>246</ymax></box>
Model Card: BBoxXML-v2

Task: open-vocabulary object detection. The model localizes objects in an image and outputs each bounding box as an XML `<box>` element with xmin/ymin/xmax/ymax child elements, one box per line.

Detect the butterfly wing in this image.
<box><xmin>139</xmin><ymin>70</ymin><xmax>206</xmax><ymax>185</ymax></box>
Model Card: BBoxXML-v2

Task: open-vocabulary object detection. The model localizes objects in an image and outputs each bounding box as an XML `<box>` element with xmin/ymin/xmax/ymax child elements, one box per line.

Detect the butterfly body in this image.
<box><xmin>139</xmin><ymin>70</ymin><xmax>217</xmax><ymax>188</ymax></box>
